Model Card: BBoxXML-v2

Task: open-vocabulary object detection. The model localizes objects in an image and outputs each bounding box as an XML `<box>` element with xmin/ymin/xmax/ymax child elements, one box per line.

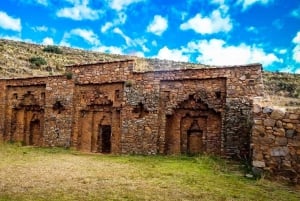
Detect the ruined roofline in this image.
<box><xmin>65</xmin><ymin>57</ymin><xmax>262</xmax><ymax>72</ymax></box>
<box><xmin>0</xmin><ymin>74</ymin><xmax>65</xmax><ymax>81</ymax></box>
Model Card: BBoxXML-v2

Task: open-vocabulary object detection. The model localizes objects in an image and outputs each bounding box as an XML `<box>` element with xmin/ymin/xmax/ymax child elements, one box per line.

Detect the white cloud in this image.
<box><xmin>295</xmin><ymin>68</ymin><xmax>300</xmax><ymax>74</ymax></box>
<box><xmin>112</xmin><ymin>27</ymin><xmax>149</xmax><ymax>52</ymax></box>
<box><xmin>94</xmin><ymin>45</ymin><xmax>124</xmax><ymax>55</ymax></box>
<box><xmin>101</xmin><ymin>22</ymin><xmax>113</xmax><ymax>33</ymax></box>
<box><xmin>36</xmin><ymin>0</ymin><xmax>48</xmax><ymax>6</ymax></box>
<box><xmin>57</xmin><ymin>0</ymin><xmax>102</xmax><ymax>20</ymax></box>
<box><xmin>113</xmin><ymin>27</ymin><xmax>132</xmax><ymax>46</ymax></box>
<box><xmin>0</xmin><ymin>11</ymin><xmax>21</xmax><ymax>32</ymax></box>
<box><xmin>32</xmin><ymin>25</ymin><xmax>48</xmax><ymax>32</ymax></box>
<box><xmin>42</xmin><ymin>37</ymin><xmax>54</xmax><ymax>45</ymax></box>
<box><xmin>292</xmin><ymin>32</ymin><xmax>300</xmax><ymax>63</ymax></box>
<box><xmin>109</xmin><ymin>0</ymin><xmax>145</xmax><ymax>11</ymax></box>
<box><xmin>291</xmin><ymin>7</ymin><xmax>300</xmax><ymax>18</ymax></box>
<box><xmin>101</xmin><ymin>12</ymin><xmax>127</xmax><ymax>33</ymax></box>
<box><xmin>62</xmin><ymin>28</ymin><xmax>100</xmax><ymax>45</ymax></box>
<box><xmin>180</xmin><ymin>10</ymin><xmax>232</xmax><ymax>34</ymax></box>
<box><xmin>186</xmin><ymin>39</ymin><xmax>281</xmax><ymax>66</ymax></box>
<box><xmin>147</xmin><ymin>15</ymin><xmax>168</xmax><ymax>36</ymax></box>
<box><xmin>246</xmin><ymin>26</ymin><xmax>258</xmax><ymax>33</ymax></box>
<box><xmin>237</xmin><ymin>0</ymin><xmax>273</xmax><ymax>11</ymax></box>
<box><xmin>155</xmin><ymin>46</ymin><xmax>189</xmax><ymax>62</ymax></box>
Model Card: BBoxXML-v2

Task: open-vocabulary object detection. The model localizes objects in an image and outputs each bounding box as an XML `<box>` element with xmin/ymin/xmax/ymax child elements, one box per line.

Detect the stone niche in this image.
<box><xmin>5</xmin><ymin>85</ymin><xmax>46</xmax><ymax>146</ymax></box>
<box><xmin>72</xmin><ymin>83</ymin><xmax>123</xmax><ymax>153</ymax></box>
<box><xmin>159</xmin><ymin>79</ymin><xmax>225</xmax><ymax>155</ymax></box>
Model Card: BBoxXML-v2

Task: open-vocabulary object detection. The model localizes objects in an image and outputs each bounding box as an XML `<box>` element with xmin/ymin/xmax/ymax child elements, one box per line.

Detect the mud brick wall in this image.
<box><xmin>252</xmin><ymin>105</ymin><xmax>300</xmax><ymax>184</ymax></box>
<box><xmin>0</xmin><ymin>59</ymin><xmax>263</xmax><ymax>158</ymax></box>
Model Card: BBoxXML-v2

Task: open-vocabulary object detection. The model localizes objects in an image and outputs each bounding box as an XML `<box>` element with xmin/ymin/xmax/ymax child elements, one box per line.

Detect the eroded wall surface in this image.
<box><xmin>252</xmin><ymin>105</ymin><xmax>300</xmax><ymax>184</ymax></box>
<box><xmin>0</xmin><ymin>59</ymin><xmax>263</xmax><ymax>158</ymax></box>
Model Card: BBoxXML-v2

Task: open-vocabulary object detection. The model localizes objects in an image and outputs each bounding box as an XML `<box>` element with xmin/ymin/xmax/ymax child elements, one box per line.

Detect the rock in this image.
<box><xmin>286</xmin><ymin>130</ymin><xmax>295</xmax><ymax>138</ymax></box>
<box><xmin>245</xmin><ymin>173</ymin><xmax>254</xmax><ymax>178</ymax></box>
<box><xmin>270</xmin><ymin>109</ymin><xmax>285</xmax><ymax>120</ymax></box>
<box><xmin>276</xmin><ymin>120</ymin><xmax>283</xmax><ymax>128</ymax></box>
<box><xmin>253</xmin><ymin>104</ymin><xmax>261</xmax><ymax>113</ymax></box>
<box><xmin>252</xmin><ymin>160</ymin><xmax>265</xmax><ymax>168</ymax></box>
<box><xmin>264</xmin><ymin>119</ymin><xmax>275</xmax><ymax>127</ymax></box>
<box><xmin>252</xmin><ymin>167</ymin><xmax>264</xmax><ymax>178</ymax></box>
<box><xmin>263</xmin><ymin>107</ymin><xmax>273</xmax><ymax>114</ymax></box>
<box><xmin>275</xmin><ymin>137</ymin><xmax>288</xmax><ymax>146</ymax></box>
<box><xmin>270</xmin><ymin>147</ymin><xmax>289</xmax><ymax>156</ymax></box>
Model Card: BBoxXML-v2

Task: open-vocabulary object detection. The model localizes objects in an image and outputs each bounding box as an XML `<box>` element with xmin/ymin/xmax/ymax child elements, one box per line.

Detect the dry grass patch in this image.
<box><xmin>0</xmin><ymin>143</ymin><xmax>299</xmax><ymax>201</ymax></box>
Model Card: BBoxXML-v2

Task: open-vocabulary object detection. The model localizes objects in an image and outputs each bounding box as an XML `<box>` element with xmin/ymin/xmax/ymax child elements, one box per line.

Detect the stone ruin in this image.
<box><xmin>0</xmin><ymin>59</ymin><xmax>264</xmax><ymax>159</ymax></box>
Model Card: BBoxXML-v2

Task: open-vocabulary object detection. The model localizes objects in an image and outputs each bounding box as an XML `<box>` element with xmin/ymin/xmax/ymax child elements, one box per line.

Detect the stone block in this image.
<box><xmin>275</xmin><ymin>137</ymin><xmax>288</xmax><ymax>146</ymax></box>
<box><xmin>263</xmin><ymin>107</ymin><xmax>273</xmax><ymax>114</ymax></box>
<box><xmin>270</xmin><ymin>147</ymin><xmax>289</xmax><ymax>157</ymax></box>
<box><xmin>270</xmin><ymin>109</ymin><xmax>285</xmax><ymax>120</ymax></box>
<box><xmin>252</xmin><ymin>160</ymin><xmax>265</xmax><ymax>168</ymax></box>
<box><xmin>264</xmin><ymin>119</ymin><xmax>275</xmax><ymax>127</ymax></box>
<box><xmin>286</xmin><ymin>130</ymin><xmax>295</xmax><ymax>138</ymax></box>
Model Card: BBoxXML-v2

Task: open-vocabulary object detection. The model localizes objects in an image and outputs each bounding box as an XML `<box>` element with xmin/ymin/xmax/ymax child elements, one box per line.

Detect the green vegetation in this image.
<box><xmin>43</xmin><ymin>45</ymin><xmax>63</xmax><ymax>54</ymax></box>
<box><xmin>0</xmin><ymin>143</ymin><xmax>299</xmax><ymax>201</ymax></box>
<box><xmin>29</xmin><ymin>56</ymin><xmax>47</xmax><ymax>67</ymax></box>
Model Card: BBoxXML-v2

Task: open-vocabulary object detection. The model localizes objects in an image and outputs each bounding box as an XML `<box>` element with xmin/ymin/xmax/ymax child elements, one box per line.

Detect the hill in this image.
<box><xmin>0</xmin><ymin>39</ymin><xmax>299</xmax><ymax>106</ymax></box>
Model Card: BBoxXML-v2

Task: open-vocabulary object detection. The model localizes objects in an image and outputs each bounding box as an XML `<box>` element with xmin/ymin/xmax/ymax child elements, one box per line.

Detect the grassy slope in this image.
<box><xmin>0</xmin><ymin>39</ymin><xmax>299</xmax><ymax>106</ymax></box>
<box><xmin>0</xmin><ymin>143</ymin><xmax>299</xmax><ymax>201</ymax></box>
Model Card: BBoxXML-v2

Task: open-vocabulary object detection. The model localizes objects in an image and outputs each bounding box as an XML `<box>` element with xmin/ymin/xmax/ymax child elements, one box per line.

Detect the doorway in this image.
<box><xmin>99</xmin><ymin>125</ymin><xmax>111</xmax><ymax>153</ymax></box>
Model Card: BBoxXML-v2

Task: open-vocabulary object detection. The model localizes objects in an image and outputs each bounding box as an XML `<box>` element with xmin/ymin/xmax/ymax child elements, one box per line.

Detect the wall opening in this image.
<box><xmin>29</xmin><ymin>119</ymin><xmax>40</xmax><ymax>145</ymax></box>
<box><xmin>99</xmin><ymin>125</ymin><xmax>111</xmax><ymax>153</ymax></box>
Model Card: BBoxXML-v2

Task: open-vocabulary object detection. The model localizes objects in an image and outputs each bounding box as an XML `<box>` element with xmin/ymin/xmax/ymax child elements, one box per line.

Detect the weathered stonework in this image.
<box><xmin>0</xmin><ymin>59</ymin><xmax>263</xmax><ymax>159</ymax></box>
<box><xmin>252</xmin><ymin>106</ymin><xmax>300</xmax><ymax>184</ymax></box>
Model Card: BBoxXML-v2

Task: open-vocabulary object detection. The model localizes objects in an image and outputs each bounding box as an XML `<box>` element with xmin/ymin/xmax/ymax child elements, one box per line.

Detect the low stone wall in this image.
<box><xmin>252</xmin><ymin>105</ymin><xmax>300</xmax><ymax>183</ymax></box>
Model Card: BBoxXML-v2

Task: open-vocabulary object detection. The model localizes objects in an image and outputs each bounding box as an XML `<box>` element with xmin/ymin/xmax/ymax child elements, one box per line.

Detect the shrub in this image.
<box><xmin>43</xmin><ymin>45</ymin><xmax>63</xmax><ymax>54</ymax></box>
<box><xmin>29</xmin><ymin>56</ymin><xmax>47</xmax><ymax>67</ymax></box>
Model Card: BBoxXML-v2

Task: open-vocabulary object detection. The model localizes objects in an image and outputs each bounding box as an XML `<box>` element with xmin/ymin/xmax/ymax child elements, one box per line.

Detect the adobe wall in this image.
<box><xmin>252</xmin><ymin>105</ymin><xmax>300</xmax><ymax>184</ymax></box>
<box><xmin>0</xmin><ymin>59</ymin><xmax>263</xmax><ymax>159</ymax></box>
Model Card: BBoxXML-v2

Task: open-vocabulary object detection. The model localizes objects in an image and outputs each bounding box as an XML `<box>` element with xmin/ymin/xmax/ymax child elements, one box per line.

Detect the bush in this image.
<box><xmin>29</xmin><ymin>56</ymin><xmax>47</xmax><ymax>67</ymax></box>
<box><xmin>43</xmin><ymin>45</ymin><xmax>63</xmax><ymax>54</ymax></box>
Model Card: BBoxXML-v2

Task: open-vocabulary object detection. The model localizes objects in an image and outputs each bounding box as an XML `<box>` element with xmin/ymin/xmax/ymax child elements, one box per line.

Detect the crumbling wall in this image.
<box><xmin>252</xmin><ymin>105</ymin><xmax>300</xmax><ymax>184</ymax></box>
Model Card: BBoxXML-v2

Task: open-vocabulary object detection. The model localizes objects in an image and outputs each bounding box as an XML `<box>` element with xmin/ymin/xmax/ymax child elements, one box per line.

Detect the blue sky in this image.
<box><xmin>0</xmin><ymin>0</ymin><xmax>300</xmax><ymax>73</ymax></box>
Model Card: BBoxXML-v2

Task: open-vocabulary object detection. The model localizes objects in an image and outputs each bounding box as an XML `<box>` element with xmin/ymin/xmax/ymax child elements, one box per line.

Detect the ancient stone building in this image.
<box><xmin>0</xmin><ymin>59</ymin><xmax>263</xmax><ymax>158</ymax></box>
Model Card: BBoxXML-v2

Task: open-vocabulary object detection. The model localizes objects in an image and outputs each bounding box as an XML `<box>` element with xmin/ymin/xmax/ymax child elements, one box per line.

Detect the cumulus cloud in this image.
<box><xmin>42</xmin><ymin>37</ymin><xmax>54</xmax><ymax>45</ymax></box>
<box><xmin>147</xmin><ymin>15</ymin><xmax>168</xmax><ymax>36</ymax></box>
<box><xmin>155</xmin><ymin>46</ymin><xmax>189</xmax><ymax>62</ymax></box>
<box><xmin>62</xmin><ymin>28</ymin><xmax>100</xmax><ymax>45</ymax></box>
<box><xmin>180</xmin><ymin>10</ymin><xmax>232</xmax><ymax>34</ymax></box>
<box><xmin>0</xmin><ymin>11</ymin><xmax>21</xmax><ymax>31</ymax></box>
<box><xmin>186</xmin><ymin>39</ymin><xmax>281</xmax><ymax>66</ymax></box>
<box><xmin>237</xmin><ymin>0</ymin><xmax>274</xmax><ymax>11</ymax></box>
<box><xmin>292</xmin><ymin>31</ymin><xmax>300</xmax><ymax>63</ymax></box>
<box><xmin>57</xmin><ymin>0</ymin><xmax>102</xmax><ymax>20</ymax></box>
<box><xmin>109</xmin><ymin>0</ymin><xmax>145</xmax><ymax>11</ymax></box>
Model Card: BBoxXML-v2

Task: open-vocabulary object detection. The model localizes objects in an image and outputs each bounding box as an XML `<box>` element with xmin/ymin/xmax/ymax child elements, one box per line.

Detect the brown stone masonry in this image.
<box><xmin>252</xmin><ymin>105</ymin><xmax>300</xmax><ymax>184</ymax></box>
<box><xmin>0</xmin><ymin>59</ymin><xmax>263</xmax><ymax>158</ymax></box>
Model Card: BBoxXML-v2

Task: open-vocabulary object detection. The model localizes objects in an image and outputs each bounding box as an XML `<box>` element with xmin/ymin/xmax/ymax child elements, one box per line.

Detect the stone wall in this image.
<box><xmin>252</xmin><ymin>105</ymin><xmax>300</xmax><ymax>184</ymax></box>
<box><xmin>0</xmin><ymin>59</ymin><xmax>263</xmax><ymax>158</ymax></box>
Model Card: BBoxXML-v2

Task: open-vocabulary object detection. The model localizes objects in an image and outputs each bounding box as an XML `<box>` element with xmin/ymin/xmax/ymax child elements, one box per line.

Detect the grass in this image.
<box><xmin>0</xmin><ymin>143</ymin><xmax>299</xmax><ymax>201</ymax></box>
